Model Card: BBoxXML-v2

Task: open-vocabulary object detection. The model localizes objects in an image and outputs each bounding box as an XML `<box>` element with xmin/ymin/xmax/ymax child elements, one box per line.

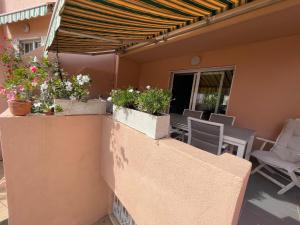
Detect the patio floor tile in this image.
<box><xmin>239</xmin><ymin>173</ymin><xmax>300</xmax><ymax>225</ymax></box>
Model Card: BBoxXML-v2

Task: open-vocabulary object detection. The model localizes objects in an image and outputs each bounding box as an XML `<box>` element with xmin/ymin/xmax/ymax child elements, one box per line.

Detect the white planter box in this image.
<box><xmin>113</xmin><ymin>106</ymin><xmax>170</xmax><ymax>139</ymax></box>
<box><xmin>55</xmin><ymin>99</ymin><xmax>107</xmax><ymax>115</ymax></box>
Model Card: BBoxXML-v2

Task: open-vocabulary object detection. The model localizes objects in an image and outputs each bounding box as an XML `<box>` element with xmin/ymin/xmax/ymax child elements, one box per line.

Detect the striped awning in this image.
<box><xmin>0</xmin><ymin>3</ymin><xmax>53</xmax><ymax>25</ymax></box>
<box><xmin>46</xmin><ymin>0</ymin><xmax>243</xmax><ymax>55</ymax></box>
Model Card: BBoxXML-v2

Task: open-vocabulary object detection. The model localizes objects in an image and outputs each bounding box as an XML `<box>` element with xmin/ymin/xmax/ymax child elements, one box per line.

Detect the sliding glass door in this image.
<box><xmin>192</xmin><ymin>70</ymin><xmax>234</xmax><ymax>119</ymax></box>
<box><xmin>169</xmin><ymin>68</ymin><xmax>234</xmax><ymax>118</ymax></box>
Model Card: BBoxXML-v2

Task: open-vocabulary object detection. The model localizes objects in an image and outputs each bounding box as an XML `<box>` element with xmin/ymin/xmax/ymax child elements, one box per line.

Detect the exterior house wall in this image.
<box><xmin>0</xmin><ymin>112</ymin><xmax>251</xmax><ymax>225</ymax></box>
<box><xmin>1</xmin><ymin>15</ymin><xmax>52</xmax><ymax>42</ymax></box>
<box><xmin>0</xmin><ymin>0</ymin><xmax>53</xmax><ymax>13</ymax></box>
<box><xmin>58</xmin><ymin>53</ymin><xmax>117</xmax><ymax>98</ymax></box>
<box><xmin>116</xmin><ymin>57</ymin><xmax>140</xmax><ymax>89</ymax></box>
<box><xmin>136</xmin><ymin>34</ymin><xmax>300</xmax><ymax>139</ymax></box>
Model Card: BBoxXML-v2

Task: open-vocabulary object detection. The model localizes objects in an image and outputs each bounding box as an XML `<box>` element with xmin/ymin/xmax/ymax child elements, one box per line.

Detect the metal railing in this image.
<box><xmin>112</xmin><ymin>194</ymin><xmax>137</xmax><ymax>225</ymax></box>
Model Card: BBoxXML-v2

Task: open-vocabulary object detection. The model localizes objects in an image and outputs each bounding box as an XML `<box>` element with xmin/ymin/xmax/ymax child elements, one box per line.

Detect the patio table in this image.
<box><xmin>170</xmin><ymin>113</ymin><xmax>255</xmax><ymax>159</ymax></box>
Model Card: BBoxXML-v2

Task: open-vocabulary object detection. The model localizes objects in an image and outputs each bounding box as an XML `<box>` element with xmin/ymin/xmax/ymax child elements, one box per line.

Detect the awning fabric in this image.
<box><xmin>0</xmin><ymin>4</ymin><xmax>52</xmax><ymax>25</ymax></box>
<box><xmin>46</xmin><ymin>0</ymin><xmax>241</xmax><ymax>55</ymax></box>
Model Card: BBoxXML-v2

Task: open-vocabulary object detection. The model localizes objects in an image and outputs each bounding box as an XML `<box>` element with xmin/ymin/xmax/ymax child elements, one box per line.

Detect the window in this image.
<box><xmin>170</xmin><ymin>68</ymin><xmax>234</xmax><ymax>119</ymax></box>
<box><xmin>19</xmin><ymin>39</ymin><xmax>41</xmax><ymax>55</ymax></box>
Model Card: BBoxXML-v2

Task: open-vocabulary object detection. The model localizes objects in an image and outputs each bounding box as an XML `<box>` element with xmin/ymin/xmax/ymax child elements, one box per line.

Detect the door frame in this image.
<box><xmin>169</xmin><ymin>65</ymin><xmax>236</xmax><ymax>113</ymax></box>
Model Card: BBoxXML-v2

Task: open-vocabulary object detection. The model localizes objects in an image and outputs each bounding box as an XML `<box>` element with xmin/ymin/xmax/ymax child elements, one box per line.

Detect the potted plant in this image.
<box><xmin>48</xmin><ymin>71</ymin><xmax>106</xmax><ymax>115</ymax></box>
<box><xmin>201</xmin><ymin>92</ymin><xmax>219</xmax><ymax>119</ymax></box>
<box><xmin>110</xmin><ymin>86</ymin><xmax>172</xmax><ymax>139</ymax></box>
<box><xmin>0</xmin><ymin>41</ymin><xmax>49</xmax><ymax>116</ymax></box>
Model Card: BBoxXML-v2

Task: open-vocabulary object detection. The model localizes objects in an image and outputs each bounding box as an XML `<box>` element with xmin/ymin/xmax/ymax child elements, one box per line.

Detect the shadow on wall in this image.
<box><xmin>99</xmin><ymin>119</ymin><xmax>120</xmax><ymax>214</ymax></box>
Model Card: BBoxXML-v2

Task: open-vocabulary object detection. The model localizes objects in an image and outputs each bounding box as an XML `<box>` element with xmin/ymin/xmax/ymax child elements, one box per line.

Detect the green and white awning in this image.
<box><xmin>0</xmin><ymin>3</ymin><xmax>53</xmax><ymax>25</ymax></box>
<box><xmin>46</xmin><ymin>0</ymin><xmax>243</xmax><ymax>55</ymax></box>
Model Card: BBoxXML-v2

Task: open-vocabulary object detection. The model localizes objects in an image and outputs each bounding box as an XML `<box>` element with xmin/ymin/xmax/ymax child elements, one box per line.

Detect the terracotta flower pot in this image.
<box><xmin>8</xmin><ymin>100</ymin><xmax>32</xmax><ymax>116</ymax></box>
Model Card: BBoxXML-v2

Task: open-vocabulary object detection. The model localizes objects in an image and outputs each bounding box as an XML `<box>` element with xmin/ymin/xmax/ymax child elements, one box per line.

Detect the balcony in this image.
<box><xmin>0</xmin><ymin>112</ymin><xmax>251</xmax><ymax>225</ymax></box>
<box><xmin>0</xmin><ymin>1</ymin><xmax>299</xmax><ymax>225</ymax></box>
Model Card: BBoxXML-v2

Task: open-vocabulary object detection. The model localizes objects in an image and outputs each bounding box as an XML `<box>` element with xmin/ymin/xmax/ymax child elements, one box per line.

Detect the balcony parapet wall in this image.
<box><xmin>100</xmin><ymin>116</ymin><xmax>251</xmax><ymax>225</ymax></box>
<box><xmin>0</xmin><ymin>111</ymin><xmax>251</xmax><ymax>225</ymax></box>
<box><xmin>0</xmin><ymin>111</ymin><xmax>111</xmax><ymax>225</ymax></box>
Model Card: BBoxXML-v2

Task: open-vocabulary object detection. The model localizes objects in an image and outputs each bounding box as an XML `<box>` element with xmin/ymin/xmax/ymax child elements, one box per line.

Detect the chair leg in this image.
<box><xmin>277</xmin><ymin>181</ymin><xmax>295</xmax><ymax>195</ymax></box>
<box><xmin>251</xmin><ymin>163</ymin><xmax>265</xmax><ymax>175</ymax></box>
<box><xmin>181</xmin><ymin>131</ymin><xmax>185</xmax><ymax>142</ymax></box>
<box><xmin>277</xmin><ymin>171</ymin><xmax>299</xmax><ymax>195</ymax></box>
<box><xmin>289</xmin><ymin>171</ymin><xmax>300</xmax><ymax>188</ymax></box>
<box><xmin>252</xmin><ymin>160</ymin><xmax>300</xmax><ymax>195</ymax></box>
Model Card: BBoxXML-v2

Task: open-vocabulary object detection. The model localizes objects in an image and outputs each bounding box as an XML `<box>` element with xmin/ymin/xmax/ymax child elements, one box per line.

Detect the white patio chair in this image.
<box><xmin>251</xmin><ymin>119</ymin><xmax>300</xmax><ymax>194</ymax></box>
<box><xmin>209</xmin><ymin>113</ymin><xmax>236</xmax><ymax>126</ymax></box>
<box><xmin>188</xmin><ymin>117</ymin><xmax>224</xmax><ymax>155</ymax></box>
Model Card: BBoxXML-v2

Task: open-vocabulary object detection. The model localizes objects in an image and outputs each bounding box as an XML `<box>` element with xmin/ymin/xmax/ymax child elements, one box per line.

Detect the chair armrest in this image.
<box><xmin>256</xmin><ymin>137</ymin><xmax>276</xmax><ymax>150</ymax></box>
<box><xmin>256</xmin><ymin>137</ymin><xmax>276</xmax><ymax>144</ymax></box>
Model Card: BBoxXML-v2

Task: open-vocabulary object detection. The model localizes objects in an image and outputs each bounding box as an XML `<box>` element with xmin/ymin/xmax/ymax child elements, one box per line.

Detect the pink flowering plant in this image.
<box><xmin>0</xmin><ymin>39</ymin><xmax>51</xmax><ymax>103</ymax></box>
<box><xmin>0</xmin><ymin>39</ymin><xmax>92</xmax><ymax>114</ymax></box>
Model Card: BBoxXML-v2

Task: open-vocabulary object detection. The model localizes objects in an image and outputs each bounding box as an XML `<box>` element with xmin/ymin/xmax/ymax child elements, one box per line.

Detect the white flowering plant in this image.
<box><xmin>32</xmin><ymin>101</ymin><xmax>62</xmax><ymax>114</ymax></box>
<box><xmin>109</xmin><ymin>86</ymin><xmax>172</xmax><ymax>115</ymax></box>
<box><xmin>32</xmin><ymin>64</ymin><xmax>91</xmax><ymax>113</ymax></box>
<box><xmin>110</xmin><ymin>87</ymin><xmax>139</xmax><ymax>109</ymax></box>
<box><xmin>50</xmin><ymin>73</ymin><xmax>91</xmax><ymax>101</ymax></box>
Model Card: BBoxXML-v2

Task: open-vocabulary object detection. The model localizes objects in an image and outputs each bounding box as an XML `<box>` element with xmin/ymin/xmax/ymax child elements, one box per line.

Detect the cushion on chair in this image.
<box><xmin>273</xmin><ymin>119</ymin><xmax>300</xmax><ymax>163</ymax></box>
<box><xmin>252</xmin><ymin>150</ymin><xmax>300</xmax><ymax>172</ymax></box>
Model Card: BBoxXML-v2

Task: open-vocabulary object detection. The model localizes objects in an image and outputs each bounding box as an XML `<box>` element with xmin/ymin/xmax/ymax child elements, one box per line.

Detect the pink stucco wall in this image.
<box><xmin>116</xmin><ymin>57</ymin><xmax>140</xmax><ymax>89</ymax></box>
<box><xmin>0</xmin><ymin>113</ymin><xmax>111</xmax><ymax>225</ymax></box>
<box><xmin>58</xmin><ymin>53</ymin><xmax>117</xmax><ymax>98</ymax></box>
<box><xmin>25</xmin><ymin>47</ymin><xmax>117</xmax><ymax>99</ymax></box>
<box><xmin>100</xmin><ymin>116</ymin><xmax>251</xmax><ymax>225</ymax></box>
<box><xmin>119</xmin><ymin>34</ymin><xmax>300</xmax><ymax>140</ymax></box>
<box><xmin>0</xmin><ymin>113</ymin><xmax>251</xmax><ymax>225</ymax></box>
<box><xmin>1</xmin><ymin>15</ymin><xmax>51</xmax><ymax>41</ymax></box>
